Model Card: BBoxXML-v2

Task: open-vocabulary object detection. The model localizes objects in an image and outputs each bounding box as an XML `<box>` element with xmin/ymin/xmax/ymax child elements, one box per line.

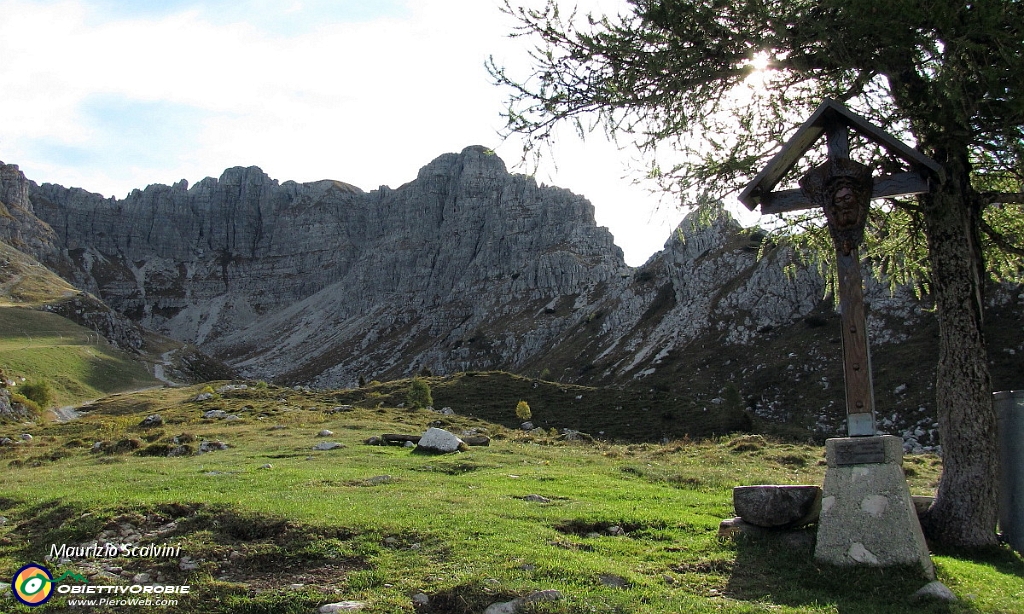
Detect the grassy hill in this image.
<box><xmin>0</xmin><ymin>241</ymin><xmax>78</xmax><ymax>308</ymax></box>
<box><xmin>0</xmin><ymin>307</ymin><xmax>159</xmax><ymax>409</ymax></box>
<box><xmin>1</xmin><ymin>383</ymin><xmax>1021</xmax><ymax>613</ymax></box>
<box><xmin>332</xmin><ymin>371</ymin><xmax>751</xmax><ymax>442</ymax></box>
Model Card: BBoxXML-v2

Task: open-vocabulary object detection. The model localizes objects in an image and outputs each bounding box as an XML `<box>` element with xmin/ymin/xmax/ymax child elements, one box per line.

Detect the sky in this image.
<box><xmin>0</xmin><ymin>0</ymin><xmax>762</xmax><ymax>266</ymax></box>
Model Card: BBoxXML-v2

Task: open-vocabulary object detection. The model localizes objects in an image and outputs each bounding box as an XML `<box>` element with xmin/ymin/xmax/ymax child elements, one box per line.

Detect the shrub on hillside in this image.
<box><xmin>516</xmin><ymin>400</ymin><xmax>532</xmax><ymax>421</ymax></box>
<box><xmin>406</xmin><ymin>378</ymin><xmax>433</xmax><ymax>409</ymax></box>
<box><xmin>16</xmin><ymin>381</ymin><xmax>54</xmax><ymax>409</ymax></box>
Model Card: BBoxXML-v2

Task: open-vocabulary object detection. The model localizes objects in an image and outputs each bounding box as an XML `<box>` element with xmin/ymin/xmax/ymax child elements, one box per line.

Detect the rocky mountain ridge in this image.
<box><xmin>2</xmin><ymin>146</ymin><xmax>1021</xmax><ymax>443</ymax></box>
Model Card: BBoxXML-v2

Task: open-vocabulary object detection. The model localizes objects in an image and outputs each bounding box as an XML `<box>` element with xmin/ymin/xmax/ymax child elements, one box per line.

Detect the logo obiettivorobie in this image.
<box><xmin>11</xmin><ymin>563</ymin><xmax>54</xmax><ymax>607</ymax></box>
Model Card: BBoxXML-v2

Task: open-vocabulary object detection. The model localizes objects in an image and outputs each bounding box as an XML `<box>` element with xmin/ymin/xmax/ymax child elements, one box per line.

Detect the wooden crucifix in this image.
<box><xmin>739</xmin><ymin>100</ymin><xmax>941</xmax><ymax>437</ymax></box>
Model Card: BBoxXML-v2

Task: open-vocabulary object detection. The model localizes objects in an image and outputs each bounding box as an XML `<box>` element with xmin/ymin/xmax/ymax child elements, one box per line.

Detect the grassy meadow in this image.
<box><xmin>1</xmin><ymin>382</ymin><xmax>1022</xmax><ymax>613</ymax></box>
<box><xmin>0</xmin><ymin>306</ymin><xmax>159</xmax><ymax>407</ymax></box>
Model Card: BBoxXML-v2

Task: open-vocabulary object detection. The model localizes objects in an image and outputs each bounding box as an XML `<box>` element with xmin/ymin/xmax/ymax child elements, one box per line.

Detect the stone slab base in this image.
<box><xmin>814</xmin><ymin>435</ymin><xmax>934</xmax><ymax>579</ymax></box>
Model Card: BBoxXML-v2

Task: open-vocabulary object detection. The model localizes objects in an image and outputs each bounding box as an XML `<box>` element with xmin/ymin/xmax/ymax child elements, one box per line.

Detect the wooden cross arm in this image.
<box><xmin>755</xmin><ymin>171</ymin><xmax>931</xmax><ymax>215</ymax></box>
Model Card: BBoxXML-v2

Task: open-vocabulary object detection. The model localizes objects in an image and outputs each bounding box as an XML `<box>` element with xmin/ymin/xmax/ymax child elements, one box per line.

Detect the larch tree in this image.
<box><xmin>489</xmin><ymin>0</ymin><xmax>1024</xmax><ymax>547</ymax></box>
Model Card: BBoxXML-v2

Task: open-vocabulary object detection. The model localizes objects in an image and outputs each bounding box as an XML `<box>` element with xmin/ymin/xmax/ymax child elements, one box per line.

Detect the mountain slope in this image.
<box><xmin>2</xmin><ymin>149</ymin><xmax>1021</xmax><ymax>444</ymax></box>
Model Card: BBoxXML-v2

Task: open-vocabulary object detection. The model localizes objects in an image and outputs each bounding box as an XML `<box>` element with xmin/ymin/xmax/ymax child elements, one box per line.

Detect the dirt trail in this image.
<box><xmin>51</xmin><ymin>350</ymin><xmax>179</xmax><ymax>423</ymax></box>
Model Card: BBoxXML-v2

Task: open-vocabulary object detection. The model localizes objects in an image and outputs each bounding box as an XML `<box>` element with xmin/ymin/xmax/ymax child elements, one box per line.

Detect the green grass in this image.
<box><xmin>0</xmin><ymin>306</ymin><xmax>158</xmax><ymax>408</ymax></box>
<box><xmin>1</xmin><ymin>383</ymin><xmax>1021</xmax><ymax>613</ymax></box>
<box><xmin>0</xmin><ymin>240</ymin><xmax>79</xmax><ymax>307</ymax></box>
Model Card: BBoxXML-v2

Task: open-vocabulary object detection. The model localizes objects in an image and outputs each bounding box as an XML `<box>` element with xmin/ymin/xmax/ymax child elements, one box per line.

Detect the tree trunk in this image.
<box><xmin>919</xmin><ymin>149</ymin><xmax>999</xmax><ymax>547</ymax></box>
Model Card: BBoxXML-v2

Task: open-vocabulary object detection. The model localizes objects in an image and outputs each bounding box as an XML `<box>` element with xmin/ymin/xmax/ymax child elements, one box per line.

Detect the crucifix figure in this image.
<box><xmin>739</xmin><ymin>99</ymin><xmax>941</xmax><ymax>438</ymax></box>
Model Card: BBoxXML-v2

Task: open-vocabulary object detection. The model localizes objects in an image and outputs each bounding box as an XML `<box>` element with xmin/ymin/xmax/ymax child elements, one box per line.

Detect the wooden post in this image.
<box><xmin>836</xmin><ymin>247</ymin><xmax>876</xmax><ymax>435</ymax></box>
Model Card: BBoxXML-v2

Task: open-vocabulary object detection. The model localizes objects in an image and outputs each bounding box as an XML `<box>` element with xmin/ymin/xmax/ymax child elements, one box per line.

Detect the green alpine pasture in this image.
<box><xmin>1</xmin><ymin>383</ymin><xmax>1021</xmax><ymax>613</ymax></box>
<box><xmin>0</xmin><ymin>306</ymin><xmax>158</xmax><ymax>407</ymax></box>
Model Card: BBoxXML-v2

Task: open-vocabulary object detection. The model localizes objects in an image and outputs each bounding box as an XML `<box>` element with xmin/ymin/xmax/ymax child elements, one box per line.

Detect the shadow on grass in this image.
<box><xmin>724</xmin><ymin>530</ymin><xmax>984</xmax><ymax>613</ymax></box>
<box><xmin>931</xmin><ymin>542</ymin><xmax>1024</xmax><ymax>579</ymax></box>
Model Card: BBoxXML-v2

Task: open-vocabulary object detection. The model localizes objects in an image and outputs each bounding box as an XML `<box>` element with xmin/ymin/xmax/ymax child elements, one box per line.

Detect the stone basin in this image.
<box><xmin>733</xmin><ymin>485</ymin><xmax>822</xmax><ymax>528</ymax></box>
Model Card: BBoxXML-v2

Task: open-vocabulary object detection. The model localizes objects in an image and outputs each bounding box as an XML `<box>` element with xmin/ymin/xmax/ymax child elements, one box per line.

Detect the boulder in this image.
<box><xmin>139</xmin><ymin>414</ymin><xmax>164</xmax><ymax>427</ymax></box>
<box><xmin>733</xmin><ymin>485</ymin><xmax>822</xmax><ymax>528</ymax></box>
<box><xmin>319</xmin><ymin>602</ymin><xmax>366</xmax><ymax>612</ymax></box>
<box><xmin>203</xmin><ymin>410</ymin><xmax>228</xmax><ymax>419</ymax></box>
<box><xmin>415</xmin><ymin>427</ymin><xmax>465</xmax><ymax>454</ymax></box>
<box><xmin>483</xmin><ymin>590</ymin><xmax>562</xmax><ymax>614</ymax></box>
<box><xmin>911</xmin><ymin>495</ymin><xmax>934</xmax><ymax>518</ymax></box>
<box><xmin>383</xmin><ymin>433</ymin><xmax>421</xmax><ymax>444</ymax></box>
<box><xmin>198</xmin><ymin>440</ymin><xmax>229</xmax><ymax>453</ymax></box>
<box><xmin>313</xmin><ymin>442</ymin><xmax>345</xmax><ymax>451</ymax></box>
<box><xmin>912</xmin><ymin>581</ymin><xmax>957</xmax><ymax>602</ymax></box>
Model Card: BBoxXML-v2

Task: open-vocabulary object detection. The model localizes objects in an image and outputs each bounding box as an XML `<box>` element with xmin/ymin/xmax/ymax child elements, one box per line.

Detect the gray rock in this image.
<box><xmin>318</xmin><ymin>429</ymin><xmax>334</xmax><ymax>437</ymax></box>
<box><xmin>411</xmin><ymin>592</ymin><xmax>429</xmax><ymax>607</ymax></box>
<box><xmin>733</xmin><ymin>485</ymin><xmax>822</xmax><ymax>528</ymax></box>
<box><xmin>319</xmin><ymin>602</ymin><xmax>366</xmax><ymax>612</ymax></box>
<box><xmin>20</xmin><ymin>433</ymin><xmax>32</xmax><ymax>441</ymax></box>
<box><xmin>598</xmin><ymin>574</ymin><xmax>628</xmax><ymax>588</ymax></box>
<box><xmin>912</xmin><ymin>581</ymin><xmax>957</xmax><ymax>602</ymax></box>
<box><xmin>139</xmin><ymin>415</ymin><xmax>163</xmax><ymax>428</ymax></box>
<box><xmin>483</xmin><ymin>590</ymin><xmax>562</xmax><ymax>614</ymax></box>
<box><xmin>522</xmin><ymin>494</ymin><xmax>550</xmax><ymax>503</ymax></box>
<box><xmin>198</xmin><ymin>440</ymin><xmax>228</xmax><ymax>453</ymax></box>
<box><xmin>520</xmin><ymin>422</ymin><xmax>534</xmax><ymax>431</ymax></box>
<box><xmin>203</xmin><ymin>409</ymin><xmax>228</xmax><ymax>419</ymax></box>
<box><xmin>313</xmin><ymin>442</ymin><xmax>345</xmax><ymax>451</ymax></box>
<box><xmin>195</xmin><ymin>393</ymin><xmax>213</xmax><ymax>402</ymax></box>
<box><xmin>415</xmin><ymin>427</ymin><xmax>465</xmax><ymax>454</ymax></box>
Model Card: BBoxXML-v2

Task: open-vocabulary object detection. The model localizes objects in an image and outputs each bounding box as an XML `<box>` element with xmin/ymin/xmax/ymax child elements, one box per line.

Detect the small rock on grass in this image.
<box><xmin>598</xmin><ymin>574</ymin><xmax>628</xmax><ymax>588</ymax></box>
<box><xmin>483</xmin><ymin>590</ymin><xmax>562</xmax><ymax>614</ymax></box>
<box><xmin>912</xmin><ymin>581</ymin><xmax>957</xmax><ymax>602</ymax></box>
<box><xmin>313</xmin><ymin>442</ymin><xmax>345</xmax><ymax>451</ymax></box>
<box><xmin>139</xmin><ymin>415</ymin><xmax>163</xmax><ymax>428</ymax></box>
<box><xmin>320</xmin><ymin>602</ymin><xmax>366</xmax><ymax>612</ymax></box>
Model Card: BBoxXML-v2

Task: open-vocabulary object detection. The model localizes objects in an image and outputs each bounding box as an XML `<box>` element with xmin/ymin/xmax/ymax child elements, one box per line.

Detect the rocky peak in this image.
<box><xmin>0</xmin><ymin>161</ymin><xmax>58</xmax><ymax>255</ymax></box>
<box><xmin>1</xmin><ymin>161</ymin><xmax>32</xmax><ymax>214</ymax></box>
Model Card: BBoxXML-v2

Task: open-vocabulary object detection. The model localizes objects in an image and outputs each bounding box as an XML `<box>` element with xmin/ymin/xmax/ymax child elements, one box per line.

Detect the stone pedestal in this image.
<box><xmin>814</xmin><ymin>435</ymin><xmax>934</xmax><ymax>579</ymax></box>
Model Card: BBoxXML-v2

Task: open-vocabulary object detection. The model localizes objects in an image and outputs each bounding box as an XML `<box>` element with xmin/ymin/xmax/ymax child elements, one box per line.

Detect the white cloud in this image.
<box><xmin>0</xmin><ymin>0</ymin><xmax>762</xmax><ymax>265</ymax></box>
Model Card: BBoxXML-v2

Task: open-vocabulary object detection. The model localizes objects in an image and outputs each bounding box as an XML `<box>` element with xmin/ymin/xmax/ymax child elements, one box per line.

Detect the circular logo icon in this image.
<box><xmin>11</xmin><ymin>563</ymin><xmax>54</xmax><ymax>607</ymax></box>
